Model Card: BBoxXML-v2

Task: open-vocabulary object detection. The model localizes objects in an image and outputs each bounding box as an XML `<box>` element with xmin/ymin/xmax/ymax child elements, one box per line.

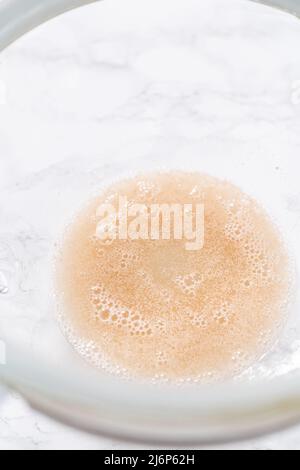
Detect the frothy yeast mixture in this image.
<box><xmin>56</xmin><ymin>172</ymin><xmax>291</xmax><ymax>382</ymax></box>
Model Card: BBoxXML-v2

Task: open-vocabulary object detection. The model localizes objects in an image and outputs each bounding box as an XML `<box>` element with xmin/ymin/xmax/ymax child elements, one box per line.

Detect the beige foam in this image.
<box><xmin>56</xmin><ymin>172</ymin><xmax>292</xmax><ymax>382</ymax></box>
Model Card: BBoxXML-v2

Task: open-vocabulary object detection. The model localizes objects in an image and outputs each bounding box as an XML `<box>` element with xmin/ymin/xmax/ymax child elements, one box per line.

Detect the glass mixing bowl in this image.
<box><xmin>1</xmin><ymin>0</ymin><xmax>300</xmax><ymax>445</ymax></box>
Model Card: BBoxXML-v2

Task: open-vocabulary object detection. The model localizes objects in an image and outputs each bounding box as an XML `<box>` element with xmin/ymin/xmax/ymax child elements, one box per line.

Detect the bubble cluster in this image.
<box><xmin>174</xmin><ymin>272</ymin><xmax>203</xmax><ymax>296</ymax></box>
<box><xmin>90</xmin><ymin>285</ymin><xmax>152</xmax><ymax>337</ymax></box>
<box><xmin>56</xmin><ymin>171</ymin><xmax>292</xmax><ymax>382</ymax></box>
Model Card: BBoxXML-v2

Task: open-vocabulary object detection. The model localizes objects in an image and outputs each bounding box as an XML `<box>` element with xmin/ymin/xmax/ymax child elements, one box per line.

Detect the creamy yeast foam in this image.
<box><xmin>56</xmin><ymin>172</ymin><xmax>292</xmax><ymax>382</ymax></box>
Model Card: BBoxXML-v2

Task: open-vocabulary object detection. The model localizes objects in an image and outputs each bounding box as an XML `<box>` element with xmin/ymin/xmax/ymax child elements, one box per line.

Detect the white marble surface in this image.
<box><xmin>1</xmin><ymin>0</ymin><xmax>300</xmax><ymax>450</ymax></box>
